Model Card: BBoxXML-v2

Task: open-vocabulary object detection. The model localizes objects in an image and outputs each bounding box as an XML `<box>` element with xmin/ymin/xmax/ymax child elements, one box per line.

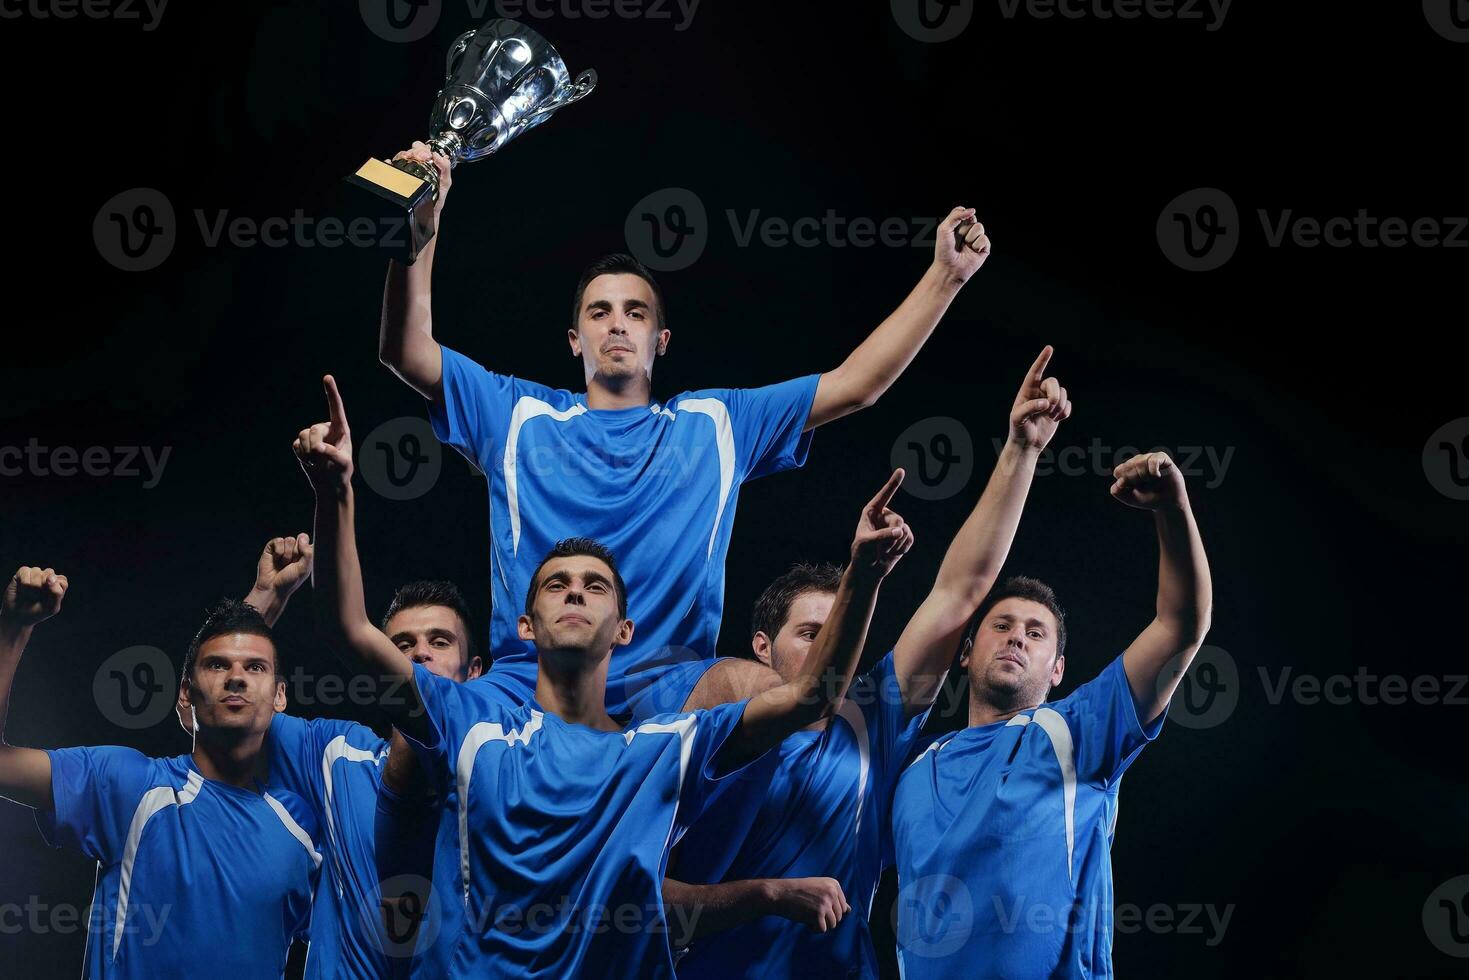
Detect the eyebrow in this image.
<box><xmin>541</xmin><ymin>569</ymin><xmax>612</xmax><ymax>591</ymax></box>
<box><xmin>584</xmin><ymin>298</ymin><xmax>649</xmax><ymax>313</ymax></box>
<box><xmin>790</xmin><ymin>620</ymin><xmax>825</xmax><ymax>632</ymax></box>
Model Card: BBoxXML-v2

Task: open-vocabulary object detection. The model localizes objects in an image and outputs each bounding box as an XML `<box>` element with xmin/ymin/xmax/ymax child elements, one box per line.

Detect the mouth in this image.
<box><xmin>220</xmin><ymin>695</ymin><xmax>250</xmax><ymax>706</ymax></box>
<box><xmin>603</xmin><ymin>345</ymin><xmax>634</xmax><ymax>356</ymax></box>
<box><xmin>557</xmin><ymin>614</ymin><xmax>591</xmax><ymax>627</ymax></box>
<box><xmin>996</xmin><ymin>653</ymin><xmax>1025</xmax><ymax>669</ymax></box>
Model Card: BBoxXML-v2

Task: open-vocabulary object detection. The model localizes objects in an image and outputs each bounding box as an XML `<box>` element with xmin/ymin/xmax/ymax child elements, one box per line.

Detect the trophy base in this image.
<box><xmin>343</xmin><ymin>158</ymin><xmax>436</xmax><ymax>265</ymax></box>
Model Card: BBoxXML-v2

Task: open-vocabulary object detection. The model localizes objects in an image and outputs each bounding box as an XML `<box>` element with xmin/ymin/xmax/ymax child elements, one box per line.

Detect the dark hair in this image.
<box><xmin>750</xmin><ymin>562</ymin><xmax>843</xmax><ymax>647</ymax></box>
<box><xmin>525</xmin><ymin>538</ymin><xmax>628</xmax><ymax>619</ymax></box>
<box><xmin>381</xmin><ymin>580</ymin><xmax>478</xmax><ymax>663</ymax></box>
<box><xmin>183</xmin><ymin>598</ymin><xmax>279</xmax><ymax>683</ymax></box>
<box><xmin>570</xmin><ymin>253</ymin><xmax>667</xmax><ymax>330</ymax></box>
<box><xmin>967</xmin><ymin>576</ymin><xmax>1068</xmax><ymax>659</ymax></box>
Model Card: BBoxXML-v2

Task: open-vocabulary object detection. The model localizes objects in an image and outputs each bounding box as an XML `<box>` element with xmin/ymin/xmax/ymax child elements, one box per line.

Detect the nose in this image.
<box><xmin>410</xmin><ymin>648</ymin><xmax>432</xmax><ymax>664</ymax></box>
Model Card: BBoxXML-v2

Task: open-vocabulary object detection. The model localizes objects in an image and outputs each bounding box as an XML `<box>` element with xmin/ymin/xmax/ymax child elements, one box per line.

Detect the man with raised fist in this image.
<box><xmin>890</xmin><ymin>449</ymin><xmax>1213</xmax><ymax>979</ymax></box>
<box><xmin>376</xmin><ymin>141</ymin><xmax>992</xmax><ymax>720</ymax></box>
<box><xmin>0</xmin><ymin>568</ymin><xmax>322</xmax><ymax>979</ymax></box>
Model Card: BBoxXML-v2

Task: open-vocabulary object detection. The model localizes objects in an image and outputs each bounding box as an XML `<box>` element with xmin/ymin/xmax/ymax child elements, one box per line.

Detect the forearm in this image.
<box><xmin>1153</xmin><ymin>501</ymin><xmax>1212</xmax><ymax>641</ymax></box>
<box><xmin>0</xmin><ymin>622</ymin><xmax>51</xmax><ymax>809</ymax></box>
<box><xmin>379</xmin><ymin>252</ymin><xmax>444</xmax><ymax>400</ymax></box>
<box><xmin>935</xmin><ymin>438</ymin><xmax>1039</xmax><ymax>601</ymax></box>
<box><xmin>811</xmin><ymin>264</ymin><xmax>963</xmax><ymax>428</ymax></box>
<box><xmin>312</xmin><ymin>485</ymin><xmax>405</xmax><ymax>681</ymax></box>
<box><xmin>662</xmin><ymin>877</ymin><xmax>774</xmax><ymax>946</ymax></box>
<box><xmin>741</xmin><ymin>567</ymin><xmax>882</xmax><ymax>753</ymax></box>
<box><xmin>243</xmin><ymin>586</ymin><xmax>287</xmax><ymax>628</ymax></box>
<box><xmin>0</xmin><ymin>621</ymin><xmax>31</xmax><ymax>743</ymax></box>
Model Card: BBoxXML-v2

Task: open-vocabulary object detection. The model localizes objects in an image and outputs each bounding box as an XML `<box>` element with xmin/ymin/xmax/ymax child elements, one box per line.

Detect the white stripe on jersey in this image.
<box><xmin>263</xmin><ymin>792</ymin><xmax>325</xmax><ymax>870</ymax></box>
<box><xmin>504</xmin><ymin>398</ymin><xmax>588</xmax><ymax>554</ymax></box>
<box><xmin>834</xmin><ymin>699</ymin><xmax>872</xmax><ymax>841</ymax></box>
<box><xmin>112</xmin><ymin>771</ymin><xmax>203</xmax><ymax>959</ymax></box>
<box><xmin>672</xmin><ymin>398</ymin><xmax>736</xmax><ymax>558</ymax></box>
<box><xmin>1026</xmin><ymin>709</ymin><xmax>1077</xmax><ymax>880</ymax></box>
<box><xmin>321</xmin><ymin>736</ymin><xmax>384</xmax><ymax>898</ymax></box>
<box><xmin>455</xmin><ymin>712</ymin><xmax>546</xmax><ymax>905</ymax></box>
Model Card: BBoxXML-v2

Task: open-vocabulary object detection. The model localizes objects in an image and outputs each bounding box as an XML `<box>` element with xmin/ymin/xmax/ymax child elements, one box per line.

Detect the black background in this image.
<box><xmin>2</xmin><ymin>1</ymin><xmax>1466</xmax><ymax>976</ymax></box>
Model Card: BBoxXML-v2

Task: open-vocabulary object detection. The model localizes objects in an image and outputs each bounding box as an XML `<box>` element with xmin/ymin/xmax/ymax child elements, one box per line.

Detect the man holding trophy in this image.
<box><xmin>365</xmin><ymin>19</ymin><xmax>994</xmax><ymax>726</ymax></box>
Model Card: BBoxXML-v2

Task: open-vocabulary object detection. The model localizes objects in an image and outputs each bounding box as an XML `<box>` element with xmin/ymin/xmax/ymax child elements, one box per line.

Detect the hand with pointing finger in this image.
<box><xmin>850</xmin><ymin>469</ymin><xmax>915</xmax><ymax>579</ymax></box>
<box><xmin>1008</xmin><ymin>345</ymin><xmax>1072</xmax><ymax>453</ymax></box>
<box><xmin>294</xmin><ymin>375</ymin><xmax>354</xmax><ymax>494</ymax></box>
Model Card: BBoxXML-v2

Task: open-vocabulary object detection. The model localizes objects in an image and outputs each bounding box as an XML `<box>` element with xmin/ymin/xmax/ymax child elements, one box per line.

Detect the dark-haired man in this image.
<box><xmin>666</xmin><ymin>348</ymin><xmax>1072</xmax><ymax>979</ymax></box>
<box><xmin>890</xmin><ymin>451</ymin><xmax>1213</xmax><ymax>978</ymax></box>
<box><xmin>238</xmin><ymin>536</ymin><xmax>484</xmax><ymax>979</ymax></box>
<box><xmin>294</xmin><ymin>373</ymin><xmax>913</xmax><ymax>978</ymax></box>
<box><xmin>378</xmin><ymin>143</ymin><xmax>992</xmax><ymax>719</ymax></box>
<box><xmin>0</xmin><ymin>576</ymin><xmax>321</xmax><ymax>979</ymax></box>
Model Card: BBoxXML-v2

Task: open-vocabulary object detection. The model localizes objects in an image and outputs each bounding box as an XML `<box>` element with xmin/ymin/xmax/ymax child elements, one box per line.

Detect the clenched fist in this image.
<box><xmin>2</xmin><ymin>566</ymin><xmax>68</xmax><ymax>629</ymax></box>
<box><xmin>934</xmin><ymin>206</ymin><xmax>992</xmax><ymax>285</ymax></box>
<box><xmin>1110</xmin><ymin>452</ymin><xmax>1187</xmax><ymax>511</ymax></box>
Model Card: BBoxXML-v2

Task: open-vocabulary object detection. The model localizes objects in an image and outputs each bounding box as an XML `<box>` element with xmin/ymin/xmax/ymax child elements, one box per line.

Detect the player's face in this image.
<box><xmin>569</xmin><ymin>274</ymin><xmax>668</xmax><ymax>384</ymax></box>
<box><xmin>757</xmin><ymin>590</ymin><xmax>836</xmax><ymax>682</ymax></box>
<box><xmin>385</xmin><ymin>605</ymin><xmax>483</xmax><ymax>682</ymax></box>
<box><xmin>520</xmin><ymin>556</ymin><xmax>632</xmax><ymax>659</ymax></box>
<box><xmin>179</xmin><ymin>633</ymin><xmax>285</xmax><ymax>736</ymax></box>
<box><xmin>964</xmin><ymin>598</ymin><xmax>1064</xmax><ymax>706</ymax></box>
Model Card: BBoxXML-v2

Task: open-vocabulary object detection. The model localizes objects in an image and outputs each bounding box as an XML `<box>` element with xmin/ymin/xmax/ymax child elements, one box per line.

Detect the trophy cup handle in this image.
<box><xmin>444</xmin><ymin>29</ymin><xmax>477</xmax><ymax>81</ymax></box>
<box><xmin>543</xmin><ymin>69</ymin><xmax>599</xmax><ymax>113</ymax></box>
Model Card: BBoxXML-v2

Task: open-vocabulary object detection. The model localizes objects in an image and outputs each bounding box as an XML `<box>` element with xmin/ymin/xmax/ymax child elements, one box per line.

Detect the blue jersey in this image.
<box><xmin>36</xmin><ymin>747</ymin><xmax>321</xmax><ymax>980</ymax></box>
<box><xmin>404</xmin><ymin>662</ymin><xmax>759</xmax><ymax>979</ymax></box>
<box><xmin>430</xmin><ymin>346</ymin><xmax>819</xmax><ymax>715</ymax></box>
<box><xmin>890</xmin><ymin>655</ymin><xmax>1164</xmax><ymax>979</ymax></box>
<box><xmin>265</xmin><ymin>713</ymin><xmax>396</xmax><ymax>980</ymax></box>
<box><xmin>675</xmin><ymin>653</ymin><xmax>936</xmax><ymax>980</ymax></box>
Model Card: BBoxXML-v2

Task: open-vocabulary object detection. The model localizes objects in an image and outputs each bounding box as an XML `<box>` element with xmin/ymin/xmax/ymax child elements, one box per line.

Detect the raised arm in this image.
<box><xmin>892</xmin><ymin>347</ymin><xmax>1071</xmax><ymax>714</ymax></box>
<box><xmin>1111</xmin><ymin>452</ymin><xmax>1213</xmax><ymax>725</ymax></box>
<box><xmin>243</xmin><ymin>534</ymin><xmax>313</xmax><ymax>627</ymax></box>
<box><xmin>662</xmin><ymin>875</ymin><xmax>849</xmax><ymax>946</ymax></box>
<box><xmin>295</xmin><ymin>376</ymin><xmax>432</xmax><ymax>741</ymax></box>
<box><xmin>730</xmin><ymin>471</ymin><xmax>913</xmax><ymax>761</ymax></box>
<box><xmin>379</xmin><ymin>143</ymin><xmax>451</xmax><ymax>401</ymax></box>
<box><xmin>806</xmin><ymin>208</ymin><xmax>991</xmax><ymax>430</ymax></box>
<box><xmin>0</xmin><ymin>567</ymin><xmax>68</xmax><ymax>810</ymax></box>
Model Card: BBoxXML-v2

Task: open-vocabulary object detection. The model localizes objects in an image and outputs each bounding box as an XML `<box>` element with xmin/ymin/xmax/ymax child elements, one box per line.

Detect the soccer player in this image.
<box><xmin>293</xmin><ymin>373</ymin><xmax>913</xmax><ymax>978</ymax></box>
<box><xmin>0</xmin><ymin>570</ymin><xmax>322</xmax><ymax>980</ymax></box>
<box><xmin>378</xmin><ymin>142</ymin><xmax>992</xmax><ymax>718</ymax></box>
<box><xmin>240</xmin><ymin>533</ymin><xmax>484</xmax><ymax>980</ymax></box>
<box><xmin>890</xmin><ymin>451</ymin><xmax>1213</xmax><ymax>978</ymax></box>
<box><xmin>665</xmin><ymin>348</ymin><xmax>1072</xmax><ymax>979</ymax></box>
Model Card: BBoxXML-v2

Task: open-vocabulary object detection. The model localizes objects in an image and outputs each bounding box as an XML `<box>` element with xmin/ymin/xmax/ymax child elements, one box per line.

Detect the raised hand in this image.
<box><xmin>2</xmin><ymin>567</ymin><xmax>68</xmax><ymax>629</ymax></box>
<box><xmin>1009</xmin><ymin>345</ymin><xmax>1072</xmax><ymax>452</ymax></box>
<box><xmin>850</xmin><ymin>469</ymin><xmax>915</xmax><ymax>578</ymax></box>
<box><xmin>390</xmin><ymin>141</ymin><xmax>452</xmax><ymax>229</ymax></box>
<box><xmin>934</xmin><ymin>206</ymin><xmax>993</xmax><ymax>285</ymax></box>
<box><xmin>1110</xmin><ymin>452</ymin><xmax>1187</xmax><ymax>511</ymax></box>
<box><xmin>768</xmin><ymin>877</ymin><xmax>850</xmax><ymax>934</ymax></box>
<box><xmin>294</xmin><ymin>375</ymin><xmax>354</xmax><ymax>492</ymax></box>
<box><xmin>253</xmin><ymin>534</ymin><xmax>313</xmax><ymax>601</ymax></box>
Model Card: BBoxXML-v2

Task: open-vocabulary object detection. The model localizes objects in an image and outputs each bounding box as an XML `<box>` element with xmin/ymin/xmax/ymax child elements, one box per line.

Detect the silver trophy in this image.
<box><xmin>346</xmin><ymin>19</ymin><xmax>597</xmax><ymax>263</ymax></box>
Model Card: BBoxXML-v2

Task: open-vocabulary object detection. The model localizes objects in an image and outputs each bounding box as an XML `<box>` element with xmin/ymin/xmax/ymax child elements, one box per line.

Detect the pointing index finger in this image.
<box><xmin>323</xmin><ymin>375</ymin><xmax>348</xmax><ymax>431</ymax></box>
<box><xmin>866</xmin><ymin>468</ymin><xmax>905</xmax><ymax>516</ymax></box>
<box><xmin>1025</xmin><ymin>346</ymin><xmax>1054</xmax><ymax>386</ymax></box>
